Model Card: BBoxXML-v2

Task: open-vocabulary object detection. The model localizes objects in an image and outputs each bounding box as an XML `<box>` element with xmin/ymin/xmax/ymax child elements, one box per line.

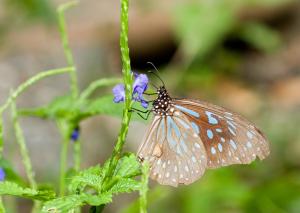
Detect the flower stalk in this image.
<box><xmin>103</xmin><ymin>0</ymin><xmax>133</xmax><ymax>186</ymax></box>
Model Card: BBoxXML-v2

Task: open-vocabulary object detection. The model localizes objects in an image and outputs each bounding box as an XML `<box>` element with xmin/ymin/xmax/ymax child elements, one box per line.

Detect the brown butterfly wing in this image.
<box><xmin>173</xmin><ymin>99</ymin><xmax>270</xmax><ymax>169</ymax></box>
<box><xmin>137</xmin><ymin>114</ymin><xmax>207</xmax><ymax>186</ymax></box>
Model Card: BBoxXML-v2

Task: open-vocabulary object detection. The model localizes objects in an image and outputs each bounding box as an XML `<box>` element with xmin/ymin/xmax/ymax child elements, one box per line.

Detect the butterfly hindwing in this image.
<box><xmin>137</xmin><ymin>115</ymin><xmax>207</xmax><ymax>186</ymax></box>
<box><xmin>173</xmin><ymin>99</ymin><xmax>270</xmax><ymax>169</ymax></box>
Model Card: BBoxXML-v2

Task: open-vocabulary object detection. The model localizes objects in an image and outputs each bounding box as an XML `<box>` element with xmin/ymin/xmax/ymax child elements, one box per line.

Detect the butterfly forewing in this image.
<box><xmin>173</xmin><ymin>99</ymin><xmax>270</xmax><ymax>169</ymax></box>
<box><xmin>137</xmin><ymin>114</ymin><xmax>207</xmax><ymax>186</ymax></box>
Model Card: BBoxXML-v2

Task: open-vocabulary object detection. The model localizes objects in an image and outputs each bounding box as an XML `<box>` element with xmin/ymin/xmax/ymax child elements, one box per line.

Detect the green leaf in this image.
<box><xmin>109</xmin><ymin>178</ymin><xmax>141</xmax><ymax>194</ymax></box>
<box><xmin>0</xmin><ymin>158</ymin><xmax>25</xmax><ymax>186</ymax></box>
<box><xmin>0</xmin><ymin>181</ymin><xmax>55</xmax><ymax>201</ymax></box>
<box><xmin>114</xmin><ymin>153</ymin><xmax>141</xmax><ymax>178</ymax></box>
<box><xmin>18</xmin><ymin>95</ymin><xmax>123</xmax><ymax>122</ymax></box>
<box><xmin>41</xmin><ymin>193</ymin><xmax>112</xmax><ymax>213</ymax></box>
<box><xmin>85</xmin><ymin>95</ymin><xmax>123</xmax><ymax>118</ymax></box>
<box><xmin>69</xmin><ymin>165</ymin><xmax>103</xmax><ymax>193</ymax></box>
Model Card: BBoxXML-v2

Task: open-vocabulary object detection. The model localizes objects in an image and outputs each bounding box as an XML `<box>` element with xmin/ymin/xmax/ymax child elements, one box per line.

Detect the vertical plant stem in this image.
<box><xmin>58</xmin><ymin>121</ymin><xmax>70</xmax><ymax>196</ymax></box>
<box><xmin>11</xmin><ymin>101</ymin><xmax>37</xmax><ymax>190</ymax></box>
<box><xmin>0</xmin><ymin>117</ymin><xmax>4</xmax><ymax>157</ymax></box>
<box><xmin>103</xmin><ymin>0</ymin><xmax>133</xmax><ymax>186</ymax></box>
<box><xmin>57</xmin><ymin>1</ymin><xmax>81</xmax><ymax>180</ymax></box>
<box><xmin>0</xmin><ymin>197</ymin><xmax>5</xmax><ymax>213</ymax></box>
<box><xmin>140</xmin><ymin>162</ymin><xmax>149</xmax><ymax>213</ymax></box>
<box><xmin>57</xmin><ymin>1</ymin><xmax>79</xmax><ymax>99</ymax></box>
<box><xmin>73</xmin><ymin>141</ymin><xmax>80</xmax><ymax>172</ymax></box>
<box><xmin>11</xmin><ymin>100</ymin><xmax>39</xmax><ymax>211</ymax></box>
<box><xmin>59</xmin><ymin>137</ymin><xmax>69</xmax><ymax>196</ymax></box>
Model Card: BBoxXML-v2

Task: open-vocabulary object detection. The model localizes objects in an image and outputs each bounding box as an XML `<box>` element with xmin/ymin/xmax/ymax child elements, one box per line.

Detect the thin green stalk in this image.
<box><xmin>59</xmin><ymin>137</ymin><xmax>69</xmax><ymax>196</ymax></box>
<box><xmin>0</xmin><ymin>197</ymin><xmax>5</xmax><ymax>213</ymax></box>
<box><xmin>57</xmin><ymin>1</ymin><xmax>81</xmax><ymax>180</ymax></box>
<box><xmin>102</xmin><ymin>0</ymin><xmax>133</xmax><ymax>188</ymax></box>
<box><xmin>73</xmin><ymin>140</ymin><xmax>80</xmax><ymax>172</ymax></box>
<box><xmin>57</xmin><ymin>0</ymin><xmax>79</xmax><ymax>99</ymax></box>
<box><xmin>11</xmin><ymin>101</ymin><xmax>37</xmax><ymax>190</ymax></box>
<box><xmin>57</xmin><ymin>121</ymin><xmax>70</xmax><ymax>196</ymax></box>
<box><xmin>140</xmin><ymin>162</ymin><xmax>149</xmax><ymax>213</ymax></box>
<box><xmin>0</xmin><ymin>67</ymin><xmax>73</xmax><ymax>156</ymax></box>
<box><xmin>11</xmin><ymin>100</ymin><xmax>40</xmax><ymax>212</ymax></box>
<box><xmin>79</xmin><ymin>78</ymin><xmax>122</xmax><ymax>100</ymax></box>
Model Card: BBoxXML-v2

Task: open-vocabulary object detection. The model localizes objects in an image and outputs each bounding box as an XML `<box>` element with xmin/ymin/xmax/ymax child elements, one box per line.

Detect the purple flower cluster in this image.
<box><xmin>0</xmin><ymin>168</ymin><xmax>5</xmax><ymax>181</ymax></box>
<box><xmin>113</xmin><ymin>73</ymin><xmax>149</xmax><ymax>108</ymax></box>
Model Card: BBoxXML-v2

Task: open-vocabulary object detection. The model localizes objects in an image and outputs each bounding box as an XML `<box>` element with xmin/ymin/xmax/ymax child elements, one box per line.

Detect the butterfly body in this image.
<box><xmin>137</xmin><ymin>86</ymin><xmax>270</xmax><ymax>187</ymax></box>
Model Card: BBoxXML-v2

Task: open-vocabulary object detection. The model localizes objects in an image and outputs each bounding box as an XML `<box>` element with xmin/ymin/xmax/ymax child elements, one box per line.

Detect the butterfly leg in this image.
<box><xmin>143</xmin><ymin>92</ymin><xmax>157</xmax><ymax>96</ymax></box>
<box><xmin>130</xmin><ymin>108</ymin><xmax>152</xmax><ymax>120</ymax></box>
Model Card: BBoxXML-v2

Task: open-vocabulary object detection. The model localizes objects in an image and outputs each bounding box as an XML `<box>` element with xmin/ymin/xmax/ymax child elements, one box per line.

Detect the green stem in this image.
<box><xmin>58</xmin><ymin>121</ymin><xmax>70</xmax><ymax>196</ymax></box>
<box><xmin>57</xmin><ymin>0</ymin><xmax>79</xmax><ymax>99</ymax></box>
<box><xmin>11</xmin><ymin>102</ymin><xmax>37</xmax><ymax>189</ymax></box>
<box><xmin>0</xmin><ymin>67</ymin><xmax>73</xmax><ymax>157</ymax></box>
<box><xmin>103</xmin><ymin>0</ymin><xmax>133</xmax><ymax>187</ymax></box>
<box><xmin>0</xmin><ymin>197</ymin><xmax>5</xmax><ymax>213</ymax></box>
<box><xmin>79</xmin><ymin>78</ymin><xmax>122</xmax><ymax>100</ymax></box>
<box><xmin>73</xmin><ymin>140</ymin><xmax>81</xmax><ymax>172</ymax></box>
<box><xmin>140</xmin><ymin>162</ymin><xmax>150</xmax><ymax>213</ymax></box>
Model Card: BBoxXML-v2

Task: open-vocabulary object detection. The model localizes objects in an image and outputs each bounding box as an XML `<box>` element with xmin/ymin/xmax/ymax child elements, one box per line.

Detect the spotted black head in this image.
<box><xmin>152</xmin><ymin>86</ymin><xmax>172</xmax><ymax>115</ymax></box>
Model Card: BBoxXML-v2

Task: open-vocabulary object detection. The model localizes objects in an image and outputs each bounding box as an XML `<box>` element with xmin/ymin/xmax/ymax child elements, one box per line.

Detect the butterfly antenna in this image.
<box><xmin>147</xmin><ymin>62</ymin><xmax>165</xmax><ymax>87</ymax></box>
<box><xmin>150</xmin><ymin>82</ymin><xmax>158</xmax><ymax>90</ymax></box>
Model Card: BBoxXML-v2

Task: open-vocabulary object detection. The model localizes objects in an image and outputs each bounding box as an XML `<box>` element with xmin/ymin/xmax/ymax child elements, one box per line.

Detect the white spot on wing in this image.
<box><xmin>246</xmin><ymin>141</ymin><xmax>252</xmax><ymax>148</ymax></box>
<box><xmin>218</xmin><ymin>143</ymin><xmax>223</xmax><ymax>152</ymax></box>
<box><xmin>194</xmin><ymin>143</ymin><xmax>201</xmax><ymax>149</ymax></box>
<box><xmin>211</xmin><ymin>147</ymin><xmax>216</xmax><ymax>155</ymax></box>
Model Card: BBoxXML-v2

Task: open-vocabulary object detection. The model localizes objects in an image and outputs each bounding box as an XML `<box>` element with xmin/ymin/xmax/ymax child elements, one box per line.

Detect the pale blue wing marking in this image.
<box><xmin>191</xmin><ymin>122</ymin><xmax>200</xmax><ymax>134</ymax></box>
<box><xmin>157</xmin><ymin>119</ymin><xmax>165</xmax><ymax>144</ymax></box>
<box><xmin>206</xmin><ymin>129</ymin><xmax>214</xmax><ymax>139</ymax></box>
<box><xmin>230</xmin><ymin>139</ymin><xmax>237</xmax><ymax>150</ymax></box>
<box><xmin>205</xmin><ymin>111</ymin><xmax>218</xmax><ymax>124</ymax></box>
<box><xmin>167</xmin><ymin>117</ymin><xmax>177</xmax><ymax>148</ymax></box>
<box><xmin>174</xmin><ymin>105</ymin><xmax>200</xmax><ymax>118</ymax></box>
<box><xmin>167</xmin><ymin>116</ymin><xmax>197</xmax><ymax>156</ymax></box>
<box><xmin>227</xmin><ymin>120</ymin><xmax>236</xmax><ymax>129</ymax></box>
<box><xmin>174</xmin><ymin>117</ymin><xmax>190</xmax><ymax>129</ymax></box>
<box><xmin>180</xmin><ymin>138</ymin><xmax>188</xmax><ymax>153</ymax></box>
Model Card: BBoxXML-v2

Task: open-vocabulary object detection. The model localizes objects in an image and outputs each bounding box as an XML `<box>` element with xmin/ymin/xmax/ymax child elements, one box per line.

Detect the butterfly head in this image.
<box><xmin>152</xmin><ymin>86</ymin><xmax>172</xmax><ymax>116</ymax></box>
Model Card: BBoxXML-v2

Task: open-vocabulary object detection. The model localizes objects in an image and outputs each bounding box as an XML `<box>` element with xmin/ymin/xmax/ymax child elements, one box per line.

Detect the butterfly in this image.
<box><xmin>137</xmin><ymin>85</ymin><xmax>270</xmax><ymax>187</ymax></box>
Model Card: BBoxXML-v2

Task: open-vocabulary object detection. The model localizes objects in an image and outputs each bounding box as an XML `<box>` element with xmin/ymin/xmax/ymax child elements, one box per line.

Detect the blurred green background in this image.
<box><xmin>1</xmin><ymin>0</ymin><xmax>300</xmax><ymax>212</ymax></box>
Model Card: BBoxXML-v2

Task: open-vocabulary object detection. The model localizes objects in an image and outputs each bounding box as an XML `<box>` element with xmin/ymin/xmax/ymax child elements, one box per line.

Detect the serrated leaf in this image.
<box><xmin>114</xmin><ymin>154</ymin><xmax>141</xmax><ymax>178</ymax></box>
<box><xmin>109</xmin><ymin>178</ymin><xmax>141</xmax><ymax>194</ymax></box>
<box><xmin>0</xmin><ymin>181</ymin><xmax>55</xmax><ymax>201</ymax></box>
<box><xmin>41</xmin><ymin>193</ymin><xmax>112</xmax><ymax>213</ymax></box>
<box><xmin>69</xmin><ymin>165</ymin><xmax>103</xmax><ymax>193</ymax></box>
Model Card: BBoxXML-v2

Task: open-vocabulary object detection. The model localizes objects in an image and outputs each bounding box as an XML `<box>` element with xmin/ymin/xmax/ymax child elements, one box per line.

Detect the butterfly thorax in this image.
<box><xmin>152</xmin><ymin>86</ymin><xmax>173</xmax><ymax>116</ymax></box>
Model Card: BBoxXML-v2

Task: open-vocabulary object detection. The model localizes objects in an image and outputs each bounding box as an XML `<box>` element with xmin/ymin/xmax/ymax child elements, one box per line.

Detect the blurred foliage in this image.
<box><xmin>4</xmin><ymin>0</ymin><xmax>55</xmax><ymax>23</ymax></box>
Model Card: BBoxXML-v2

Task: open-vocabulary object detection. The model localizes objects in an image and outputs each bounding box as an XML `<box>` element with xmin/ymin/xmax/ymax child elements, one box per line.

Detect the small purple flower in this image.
<box><xmin>112</xmin><ymin>73</ymin><xmax>149</xmax><ymax>108</ymax></box>
<box><xmin>112</xmin><ymin>84</ymin><xmax>125</xmax><ymax>103</ymax></box>
<box><xmin>0</xmin><ymin>168</ymin><xmax>5</xmax><ymax>181</ymax></box>
<box><xmin>133</xmin><ymin>74</ymin><xmax>148</xmax><ymax>95</ymax></box>
<box><xmin>71</xmin><ymin>127</ymin><xmax>80</xmax><ymax>142</ymax></box>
